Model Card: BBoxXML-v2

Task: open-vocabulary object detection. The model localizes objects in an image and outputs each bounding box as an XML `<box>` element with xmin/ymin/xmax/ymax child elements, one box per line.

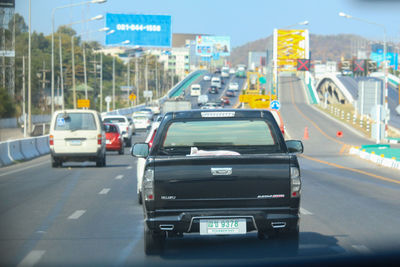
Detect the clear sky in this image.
<box><xmin>15</xmin><ymin>0</ymin><xmax>400</xmax><ymax>48</ymax></box>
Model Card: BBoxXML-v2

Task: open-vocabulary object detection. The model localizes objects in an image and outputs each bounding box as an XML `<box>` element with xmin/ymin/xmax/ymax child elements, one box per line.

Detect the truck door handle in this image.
<box><xmin>211</xmin><ymin>168</ymin><xmax>232</xmax><ymax>176</ymax></box>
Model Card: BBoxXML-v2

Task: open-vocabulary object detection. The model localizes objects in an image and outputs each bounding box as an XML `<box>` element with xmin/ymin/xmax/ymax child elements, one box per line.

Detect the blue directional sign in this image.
<box><xmin>105</xmin><ymin>13</ymin><xmax>172</xmax><ymax>47</ymax></box>
<box><xmin>270</xmin><ymin>100</ymin><xmax>280</xmax><ymax>110</ymax></box>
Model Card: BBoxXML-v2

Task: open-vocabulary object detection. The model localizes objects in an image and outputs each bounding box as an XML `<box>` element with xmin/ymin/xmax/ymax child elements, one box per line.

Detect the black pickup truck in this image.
<box><xmin>132</xmin><ymin>109</ymin><xmax>304</xmax><ymax>255</ymax></box>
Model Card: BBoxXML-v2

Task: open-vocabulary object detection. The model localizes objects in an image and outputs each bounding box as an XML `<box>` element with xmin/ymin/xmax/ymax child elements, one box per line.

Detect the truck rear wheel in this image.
<box><xmin>144</xmin><ymin>224</ymin><xmax>165</xmax><ymax>255</ymax></box>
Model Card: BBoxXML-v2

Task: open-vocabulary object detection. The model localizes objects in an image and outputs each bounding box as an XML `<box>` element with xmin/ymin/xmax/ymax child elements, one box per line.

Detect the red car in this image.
<box><xmin>104</xmin><ymin>123</ymin><xmax>124</xmax><ymax>155</ymax></box>
<box><xmin>220</xmin><ymin>96</ymin><xmax>230</xmax><ymax>105</ymax></box>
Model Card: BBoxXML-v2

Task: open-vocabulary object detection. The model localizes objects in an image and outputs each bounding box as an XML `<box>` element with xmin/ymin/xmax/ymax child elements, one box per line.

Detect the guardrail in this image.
<box><xmin>0</xmin><ymin>135</ymin><xmax>50</xmax><ymax>168</ymax></box>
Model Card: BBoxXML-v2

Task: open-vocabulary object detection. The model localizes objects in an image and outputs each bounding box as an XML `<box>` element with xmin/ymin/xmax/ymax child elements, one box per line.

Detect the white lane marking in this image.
<box><xmin>0</xmin><ymin>160</ymin><xmax>48</xmax><ymax>177</ymax></box>
<box><xmin>98</xmin><ymin>188</ymin><xmax>111</xmax><ymax>195</ymax></box>
<box><xmin>352</xmin><ymin>245</ymin><xmax>372</xmax><ymax>254</ymax></box>
<box><xmin>68</xmin><ymin>210</ymin><xmax>86</xmax><ymax>220</ymax></box>
<box><xmin>126</xmin><ymin>166</ymin><xmax>132</xmax><ymax>170</ymax></box>
<box><xmin>115</xmin><ymin>174</ymin><xmax>124</xmax><ymax>180</ymax></box>
<box><xmin>17</xmin><ymin>250</ymin><xmax>46</xmax><ymax>267</ymax></box>
<box><xmin>300</xmin><ymin>207</ymin><xmax>313</xmax><ymax>215</ymax></box>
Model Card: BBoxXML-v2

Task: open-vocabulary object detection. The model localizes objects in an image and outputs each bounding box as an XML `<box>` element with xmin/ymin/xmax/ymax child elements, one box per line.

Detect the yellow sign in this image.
<box><xmin>239</xmin><ymin>94</ymin><xmax>276</xmax><ymax>104</ymax></box>
<box><xmin>77</xmin><ymin>99</ymin><xmax>90</xmax><ymax>108</ymax></box>
<box><xmin>129</xmin><ymin>93</ymin><xmax>136</xmax><ymax>101</ymax></box>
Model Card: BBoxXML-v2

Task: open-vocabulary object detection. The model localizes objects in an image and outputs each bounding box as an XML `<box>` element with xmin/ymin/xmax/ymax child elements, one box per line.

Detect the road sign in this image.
<box><xmin>105</xmin><ymin>96</ymin><xmax>112</xmax><ymax>103</ymax></box>
<box><xmin>353</xmin><ymin>60</ymin><xmax>365</xmax><ymax>73</ymax></box>
<box><xmin>77</xmin><ymin>99</ymin><xmax>90</xmax><ymax>108</ymax></box>
<box><xmin>129</xmin><ymin>93</ymin><xmax>136</xmax><ymax>101</ymax></box>
<box><xmin>259</xmin><ymin>77</ymin><xmax>266</xmax><ymax>84</ymax></box>
<box><xmin>297</xmin><ymin>59</ymin><xmax>310</xmax><ymax>71</ymax></box>
<box><xmin>143</xmin><ymin>90</ymin><xmax>153</xmax><ymax>98</ymax></box>
<box><xmin>270</xmin><ymin>100</ymin><xmax>280</xmax><ymax>110</ymax></box>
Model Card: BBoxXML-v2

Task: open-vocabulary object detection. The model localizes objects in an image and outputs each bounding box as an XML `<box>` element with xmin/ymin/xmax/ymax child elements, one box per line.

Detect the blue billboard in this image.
<box><xmin>370</xmin><ymin>52</ymin><xmax>398</xmax><ymax>70</ymax></box>
<box><xmin>196</xmin><ymin>36</ymin><xmax>231</xmax><ymax>56</ymax></box>
<box><xmin>106</xmin><ymin>13</ymin><xmax>171</xmax><ymax>47</ymax></box>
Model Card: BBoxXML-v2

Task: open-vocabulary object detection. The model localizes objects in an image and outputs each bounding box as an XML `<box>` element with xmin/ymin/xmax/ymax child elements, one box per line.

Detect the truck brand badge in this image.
<box><xmin>257</xmin><ymin>194</ymin><xmax>285</xmax><ymax>199</ymax></box>
<box><xmin>161</xmin><ymin>196</ymin><xmax>176</xmax><ymax>200</ymax></box>
<box><xmin>211</xmin><ymin>167</ymin><xmax>232</xmax><ymax>176</ymax></box>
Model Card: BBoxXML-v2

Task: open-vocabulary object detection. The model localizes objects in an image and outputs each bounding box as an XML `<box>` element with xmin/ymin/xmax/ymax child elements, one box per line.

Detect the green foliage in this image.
<box><xmin>0</xmin><ymin>87</ymin><xmax>16</xmax><ymax>118</ymax></box>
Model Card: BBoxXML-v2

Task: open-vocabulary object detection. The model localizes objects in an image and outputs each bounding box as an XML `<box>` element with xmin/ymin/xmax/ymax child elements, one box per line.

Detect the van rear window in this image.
<box><xmin>54</xmin><ymin>113</ymin><xmax>97</xmax><ymax>131</ymax></box>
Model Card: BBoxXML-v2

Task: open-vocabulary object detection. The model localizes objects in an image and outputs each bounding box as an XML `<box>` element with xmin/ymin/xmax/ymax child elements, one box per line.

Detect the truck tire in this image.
<box><xmin>51</xmin><ymin>156</ymin><xmax>60</xmax><ymax>168</ymax></box>
<box><xmin>144</xmin><ymin>224</ymin><xmax>165</xmax><ymax>255</ymax></box>
<box><xmin>96</xmin><ymin>154</ymin><xmax>106</xmax><ymax>167</ymax></box>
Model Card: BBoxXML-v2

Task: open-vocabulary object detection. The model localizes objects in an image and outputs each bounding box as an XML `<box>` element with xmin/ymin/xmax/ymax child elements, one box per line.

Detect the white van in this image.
<box><xmin>190</xmin><ymin>84</ymin><xmax>201</xmax><ymax>96</ymax></box>
<box><xmin>211</xmin><ymin>77</ymin><xmax>222</xmax><ymax>88</ymax></box>
<box><xmin>49</xmin><ymin>109</ymin><xmax>106</xmax><ymax>167</ymax></box>
<box><xmin>197</xmin><ymin>94</ymin><xmax>209</xmax><ymax>106</ymax></box>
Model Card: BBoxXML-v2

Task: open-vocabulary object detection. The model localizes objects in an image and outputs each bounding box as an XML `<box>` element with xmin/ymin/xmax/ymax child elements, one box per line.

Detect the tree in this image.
<box><xmin>9</xmin><ymin>13</ymin><xmax>28</xmax><ymax>35</ymax></box>
<box><xmin>0</xmin><ymin>87</ymin><xmax>16</xmax><ymax>118</ymax></box>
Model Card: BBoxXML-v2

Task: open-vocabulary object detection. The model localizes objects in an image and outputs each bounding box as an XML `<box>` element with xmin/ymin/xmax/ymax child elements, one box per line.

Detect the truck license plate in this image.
<box><xmin>200</xmin><ymin>219</ymin><xmax>246</xmax><ymax>235</ymax></box>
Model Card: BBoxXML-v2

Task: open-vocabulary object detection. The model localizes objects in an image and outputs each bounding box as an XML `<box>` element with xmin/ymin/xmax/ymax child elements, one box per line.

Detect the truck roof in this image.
<box><xmin>164</xmin><ymin>109</ymin><xmax>275</xmax><ymax>120</ymax></box>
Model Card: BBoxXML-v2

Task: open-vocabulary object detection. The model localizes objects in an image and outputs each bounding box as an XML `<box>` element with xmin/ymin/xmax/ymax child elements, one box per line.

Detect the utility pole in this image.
<box><xmin>90</xmin><ymin>54</ymin><xmax>99</xmax><ymax>109</ymax></box>
<box><xmin>59</xmin><ymin>34</ymin><xmax>64</xmax><ymax>110</ymax></box>
<box><xmin>145</xmin><ymin>54</ymin><xmax>148</xmax><ymax>105</ymax></box>
<box><xmin>83</xmin><ymin>42</ymin><xmax>88</xmax><ymax>99</ymax></box>
<box><xmin>127</xmin><ymin>57</ymin><xmax>130</xmax><ymax>105</ymax></box>
<box><xmin>155</xmin><ymin>59</ymin><xmax>158</xmax><ymax>99</ymax></box>
<box><xmin>22</xmin><ymin>56</ymin><xmax>26</xmax><ymax>137</ymax></box>
<box><xmin>100</xmin><ymin>53</ymin><xmax>103</xmax><ymax>112</ymax></box>
<box><xmin>112</xmin><ymin>55</ymin><xmax>115</xmax><ymax>110</ymax></box>
<box><xmin>135</xmin><ymin>56</ymin><xmax>139</xmax><ymax>104</ymax></box>
<box><xmin>72</xmin><ymin>36</ymin><xmax>76</xmax><ymax>109</ymax></box>
<box><xmin>28</xmin><ymin>0</ymin><xmax>32</xmax><ymax>134</ymax></box>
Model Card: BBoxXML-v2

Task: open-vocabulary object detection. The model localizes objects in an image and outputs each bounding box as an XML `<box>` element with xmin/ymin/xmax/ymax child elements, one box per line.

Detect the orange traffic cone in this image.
<box><xmin>303</xmin><ymin>127</ymin><xmax>309</xmax><ymax>140</ymax></box>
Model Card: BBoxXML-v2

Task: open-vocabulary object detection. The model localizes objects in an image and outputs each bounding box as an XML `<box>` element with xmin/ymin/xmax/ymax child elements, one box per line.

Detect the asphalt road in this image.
<box><xmin>1</xmin><ymin>76</ymin><xmax>400</xmax><ymax>266</ymax></box>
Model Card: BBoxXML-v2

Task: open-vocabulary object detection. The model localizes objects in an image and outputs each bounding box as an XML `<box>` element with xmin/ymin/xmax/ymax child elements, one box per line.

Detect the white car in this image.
<box><xmin>102</xmin><ymin>115</ymin><xmax>134</xmax><ymax>147</ymax></box>
<box><xmin>132</xmin><ymin>114</ymin><xmax>152</xmax><ymax>130</ymax></box>
<box><xmin>229</xmin><ymin>68</ymin><xmax>236</xmax><ymax>75</ymax></box>
<box><xmin>203</xmin><ymin>74</ymin><xmax>211</xmax><ymax>81</ymax></box>
<box><xmin>229</xmin><ymin>82</ymin><xmax>240</xmax><ymax>91</ymax></box>
<box><xmin>136</xmin><ymin>121</ymin><xmax>160</xmax><ymax>204</ymax></box>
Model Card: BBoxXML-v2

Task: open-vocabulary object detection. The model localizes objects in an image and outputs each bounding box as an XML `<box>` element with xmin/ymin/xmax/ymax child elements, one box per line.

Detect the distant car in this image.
<box><xmin>220</xmin><ymin>96</ymin><xmax>230</xmax><ymax>105</ymax></box>
<box><xmin>229</xmin><ymin>82</ymin><xmax>240</xmax><ymax>91</ymax></box>
<box><xmin>136</xmin><ymin>121</ymin><xmax>161</xmax><ymax>204</ymax></box>
<box><xmin>211</xmin><ymin>77</ymin><xmax>222</xmax><ymax>88</ymax></box>
<box><xmin>138</xmin><ymin>108</ymin><xmax>154</xmax><ymax>120</ymax></box>
<box><xmin>148</xmin><ymin>104</ymin><xmax>161</xmax><ymax>115</ymax></box>
<box><xmin>226</xmin><ymin>89</ymin><xmax>236</xmax><ymax>97</ymax></box>
<box><xmin>203</xmin><ymin>75</ymin><xmax>211</xmax><ymax>81</ymax></box>
<box><xmin>200</xmin><ymin>102</ymin><xmax>223</xmax><ymax>109</ymax></box>
<box><xmin>214</xmin><ymin>68</ymin><xmax>221</xmax><ymax>74</ymax></box>
<box><xmin>104</xmin><ymin>123</ymin><xmax>124</xmax><ymax>155</ymax></box>
<box><xmin>102</xmin><ymin>115</ymin><xmax>134</xmax><ymax>147</ymax></box>
<box><xmin>208</xmin><ymin>86</ymin><xmax>218</xmax><ymax>94</ymax></box>
<box><xmin>132</xmin><ymin>114</ymin><xmax>152</xmax><ymax>130</ymax></box>
<box><xmin>197</xmin><ymin>94</ymin><xmax>209</xmax><ymax>106</ymax></box>
<box><xmin>190</xmin><ymin>84</ymin><xmax>201</xmax><ymax>96</ymax></box>
<box><xmin>229</xmin><ymin>68</ymin><xmax>236</xmax><ymax>75</ymax></box>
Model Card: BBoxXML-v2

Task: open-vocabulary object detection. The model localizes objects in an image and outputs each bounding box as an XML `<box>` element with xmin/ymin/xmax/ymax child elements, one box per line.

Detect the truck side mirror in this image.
<box><xmin>131</xmin><ymin>143</ymin><xmax>149</xmax><ymax>158</ymax></box>
<box><xmin>286</xmin><ymin>140</ymin><xmax>304</xmax><ymax>154</ymax></box>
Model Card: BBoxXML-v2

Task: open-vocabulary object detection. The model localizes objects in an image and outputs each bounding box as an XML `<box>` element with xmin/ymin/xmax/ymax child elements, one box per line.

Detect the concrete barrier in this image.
<box><xmin>20</xmin><ymin>137</ymin><xmax>40</xmax><ymax>159</ymax></box>
<box><xmin>35</xmin><ymin>135</ymin><xmax>50</xmax><ymax>155</ymax></box>
<box><xmin>0</xmin><ymin>141</ymin><xmax>13</xmax><ymax>166</ymax></box>
<box><xmin>8</xmin><ymin>140</ymin><xmax>24</xmax><ymax>161</ymax></box>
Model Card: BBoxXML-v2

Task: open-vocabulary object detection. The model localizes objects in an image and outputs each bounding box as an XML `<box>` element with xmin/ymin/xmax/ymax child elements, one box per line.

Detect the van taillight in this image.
<box><xmin>97</xmin><ymin>134</ymin><xmax>102</xmax><ymax>145</ymax></box>
<box><xmin>148</xmin><ymin>129</ymin><xmax>157</xmax><ymax>148</ymax></box>
<box><xmin>49</xmin><ymin>135</ymin><xmax>54</xmax><ymax>146</ymax></box>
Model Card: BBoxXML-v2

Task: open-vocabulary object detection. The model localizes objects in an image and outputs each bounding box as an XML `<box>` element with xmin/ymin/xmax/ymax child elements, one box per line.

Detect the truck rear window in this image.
<box><xmin>162</xmin><ymin>120</ymin><xmax>278</xmax><ymax>153</ymax></box>
<box><xmin>54</xmin><ymin>113</ymin><xmax>97</xmax><ymax>131</ymax></box>
<box><xmin>103</xmin><ymin>118</ymin><xmax>126</xmax><ymax>123</ymax></box>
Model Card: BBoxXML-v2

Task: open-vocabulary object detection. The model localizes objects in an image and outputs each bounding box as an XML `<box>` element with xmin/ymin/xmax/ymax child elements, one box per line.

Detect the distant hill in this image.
<box><xmin>230</xmin><ymin>34</ymin><xmax>370</xmax><ymax>66</ymax></box>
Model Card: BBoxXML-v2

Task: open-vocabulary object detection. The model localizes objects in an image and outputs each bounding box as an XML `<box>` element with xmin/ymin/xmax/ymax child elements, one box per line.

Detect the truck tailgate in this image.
<box><xmin>153</xmin><ymin>155</ymin><xmax>291</xmax><ymax>209</ymax></box>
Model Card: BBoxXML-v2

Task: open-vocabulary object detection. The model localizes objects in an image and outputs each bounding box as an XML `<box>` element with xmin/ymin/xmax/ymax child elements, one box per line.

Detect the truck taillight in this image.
<box><xmin>290</xmin><ymin>167</ymin><xmax>301</xmax><ymax>198</ymax></box>
<box><xmin>143</xmin><ymin>168</ymin><xmax>154</xmax><ymax>201</ymax></box>
<box><xmin>148</xmin><ymin>129</ymin><xmax>157</xmax><ymax>148</ymax></box>
<box><xmin>49</xmin><ymin>135</ymin><xmax>54</xmax><ymax>146</ymax></box>
<box><xmin>126</xmin><ymin>126</ymin><xmax>129</xmax><ymax>132</ymax></box>
<box><xmin>97</xmin><ymin>134</ymin><xmax>102</xmax><ymax>145</ymax></box>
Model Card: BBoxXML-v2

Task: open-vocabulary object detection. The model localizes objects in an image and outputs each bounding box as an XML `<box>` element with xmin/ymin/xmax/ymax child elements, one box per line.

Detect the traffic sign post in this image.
<box><xmin>105</xmin><ymin>96</ymin><xmax>112</xmax><ymax>112</ymax></box>
<box><xmin>129</xmin><ymin>93</ymin><xmax>136</xmax><ymax>102</ymax></box>
<box><xmin>77</xmin><ymin>99</ymin><xmax>90</xmax><ymax>109</ymax></box>
<box><xmin>270</xmin><ymin>100</ymin><xmax>280</xmax><ymax>110</ymax></box>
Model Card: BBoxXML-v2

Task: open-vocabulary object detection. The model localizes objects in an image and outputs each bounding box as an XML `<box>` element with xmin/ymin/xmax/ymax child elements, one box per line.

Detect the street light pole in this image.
<box><xmin>28</xmin><ymin>0</ymin><xmax>32</xmax><ymax>134</ymax></box>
